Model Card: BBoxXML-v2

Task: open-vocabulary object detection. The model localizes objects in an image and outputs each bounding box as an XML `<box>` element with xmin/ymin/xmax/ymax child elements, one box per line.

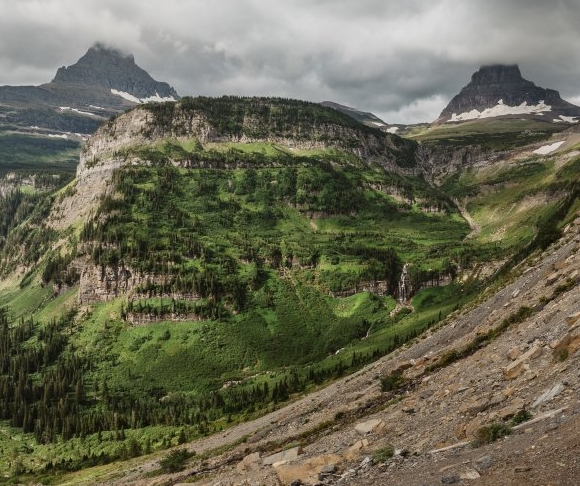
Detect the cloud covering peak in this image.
<box><xmin>1</xmin><ymin>0</ymin><xmax>580</xmax><ymax>123</ymax></box>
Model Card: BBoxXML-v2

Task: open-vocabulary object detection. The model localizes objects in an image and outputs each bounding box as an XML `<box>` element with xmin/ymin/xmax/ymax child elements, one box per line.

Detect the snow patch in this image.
<box><xmin>386</xmin><ymin>127</ymin><xmax>399</xmax><ymax>134</ymax></box>
<box><xmin>372</xmin><ymin>121</ymin><xmax>386</xmax><ymax>127</ymax></box>
<box><xmin>48</xmin><ymin>133</ymin><xmax>68</xmax><ymax>139</ymax></box>
<box><xmin>60</xmin><ymin>106</ymin><xmax>98</xmax><ymax>117</ymax></box>
<box><xmin>533</xmin><ymin>140</ymin><xmax>565</xmax><ymax>155</ymax></box>
<box><xmin>447</xmin><ymin>100</ymin><xmax>552</xmax><ymax>122</ymax></box>
<box><xmin>558</xmin><ymin>115</ymin><xmax>579</xmax><ymax>124</ymax></box>
<box><xmin>141</xmin><ymin>92</ymin><xmax>177</xmax><ymax>103</ymax></box>
<box><xmin>111</xmin><ymin>89</ymin><xmax>142</xmax><ymax>103</ymax></box>
<box><xmin>111</xmin><ymin>89</ymin><xmax>176</xmax><ymax>104</ymax></box>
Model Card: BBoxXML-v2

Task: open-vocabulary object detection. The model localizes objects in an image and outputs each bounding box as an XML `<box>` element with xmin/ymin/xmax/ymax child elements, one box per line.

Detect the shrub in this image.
<box><xmin>372</xmin><ymin>445</ymin><xmax>395</xmax><ymax>463</ymax></box>
<box><xmin>555</xmin><ymin>348</ymin><xmax>569</xmax><ymax>362</ymax></box>
<box><xmin>472</xmin><ymin>423</ymin><xmax>512</xmax><ymax>447</ymax></box>
<box><xmin>510</xmin><ymin>409</ymin><xmax>532</xmax><ymax>426</ymax></box>
<box><xmin>380</xmin><ymin>372</ymin><xmax>405</xmax><ymax>392</ymax></box>
<box><xmin>159</xmin><ymin>448</ymin><xmax>194</xmax><ymax>473</ymax></box>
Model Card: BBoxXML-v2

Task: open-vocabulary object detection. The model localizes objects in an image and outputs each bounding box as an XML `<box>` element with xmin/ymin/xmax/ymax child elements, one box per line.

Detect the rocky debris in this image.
<box><xmin>236</xmin><ymin>452</ymin><xmax>261</xmax><ymax>474</ymax></box>
<box><xmin>474</xmin><ymin>454</ymin><xmax>495</xmax><ymax>473</ymax></box>
<box><xmin>344</xmin><ymin>438</ymin><xmax>369</xmax><ymax>460</ymax></box>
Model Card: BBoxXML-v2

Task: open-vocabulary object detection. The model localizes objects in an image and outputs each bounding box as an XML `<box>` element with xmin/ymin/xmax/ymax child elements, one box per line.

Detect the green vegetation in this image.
<box><xmin>158</xmin><ymin>448</ymin><xmax>195</xmax><ymax>473</ymax></box>
<box><xmin>472</xmin><ymin>422</ymin><xmax>512</xmax><ymax>447</ymax></box>
<box><xmin>0</xmin><ymin>131</ymin><xmax>79</xmax><ymax>177</ymax></box>
<box><xmin>509</xmin><ymin>409</ymin><xmax>532</xmax><ymax>426</ymax></box>
<box><xmin>372</xmin><ymin>445</ymin><xmax>395</xmax><ymax>463</ymax></box>
<box><xmin>142</xmin><ymin>96</ymin><xmax>419</xmax><ymax>168</ymax></box>
<box><xmin>380</xmin><ymin>372</ymin><xmax>406</xmax><ymax>392</ymax></box>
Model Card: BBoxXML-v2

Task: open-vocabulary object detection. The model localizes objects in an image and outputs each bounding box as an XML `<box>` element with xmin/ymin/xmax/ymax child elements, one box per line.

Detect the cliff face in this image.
<box><xmin>49</xmin><ymin>97</ymin><xmax>423</xmax><ymax>305</ymax></box>
<box><xmin>76</xmin><ymin>98</ymin><xmax>421</xmax><ymax>180</ymax></box>
<box><xmin>437</xmin><ymin>64</ymin><xmax>580</xmax><ymax>123</ymax></box>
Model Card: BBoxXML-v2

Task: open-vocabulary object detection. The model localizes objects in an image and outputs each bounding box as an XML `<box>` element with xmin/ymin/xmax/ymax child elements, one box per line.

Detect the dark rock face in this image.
<box><xmin>438</xmin><ymin>64</ymin><xmax>580</xmax><ymax>123</ymax></box>
<box><xmin>52</xmin><ymin>43</ymin><xmax>178</xmax><ymax>100</ymax></box>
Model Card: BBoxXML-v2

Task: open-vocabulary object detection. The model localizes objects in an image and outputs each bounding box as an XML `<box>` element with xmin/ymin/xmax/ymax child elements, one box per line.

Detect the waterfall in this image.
<box><xmin>398</xmin><ymin>264</ymin><xmax>409</xmax><ymax>304</ymax></box>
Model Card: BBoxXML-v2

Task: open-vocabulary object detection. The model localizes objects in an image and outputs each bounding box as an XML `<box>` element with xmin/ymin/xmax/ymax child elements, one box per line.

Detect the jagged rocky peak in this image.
<box><xmin>51</xmin><ymin>42</ymin><xmax>179</xmax><ymax>102</ymax></box>
<box><xmin>437</xmin><ymin>64</ymin><xmax>580</xmax><ymax>124</ymax></box>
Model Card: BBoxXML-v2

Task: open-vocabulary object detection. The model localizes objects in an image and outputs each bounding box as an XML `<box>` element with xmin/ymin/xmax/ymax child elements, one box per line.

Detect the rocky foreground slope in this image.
<box><xmin>81</xmin><ymin>209</ymin><xmax>580</xmax><ymax>485</ymax></box>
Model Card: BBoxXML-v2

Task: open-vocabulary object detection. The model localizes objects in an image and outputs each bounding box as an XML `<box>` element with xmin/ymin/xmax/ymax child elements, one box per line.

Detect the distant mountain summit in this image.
<box><xmin>0</xmin><ymin>44</ymin><xmax>179</xmax><ymax>135</ymax></box>
<box><xmin>52</xmin><ymin>43</ymin><xmax>179</xmax><ymax>102</ymax></box>
<box><xmin>437</xmin><ymin>64</ymin><xmax>580</xmax><ymax>124</ymax></box>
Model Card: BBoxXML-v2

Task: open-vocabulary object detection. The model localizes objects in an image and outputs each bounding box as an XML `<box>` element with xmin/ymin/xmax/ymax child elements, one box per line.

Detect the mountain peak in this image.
<box><xmin>51</xmin><ymin>43</ymin><xmax>179</xmax><ymax>100</ymax></box>
<box><xmin>470</xmin><ymin>64</ymin><xmax>523</xmax><ymax>85</ymax></box>
<box><xmin>84</xmin><ymin>42</ymin><xmax>135</xmax><ymax>64</ymax></box>
<box><xmin>437</xmin><ymin>64</ymin><xmax>580</xmax><ymax>124</ymax></box>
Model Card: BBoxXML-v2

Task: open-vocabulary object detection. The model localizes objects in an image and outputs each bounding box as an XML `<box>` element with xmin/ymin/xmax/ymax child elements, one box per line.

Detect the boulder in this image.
<box><xmin>531</xmin><ymin>383</ymin><xmax>565</xmax><ymax>409</ymax></box>
<box><xmin>545</xmin><ymin>272</ymin><xmax>561</xmax><ymax>286</ymax></box>
<box><xmin>274</xmin><ymin>454</ymin><xmax>342</xmax><ymax>485</ymax></box>
<box><xmin>344</xmin><ymin>438</ymin><xmax>369</xmax><ymax>460</ymax></box>
<box><xmin>565</xmin><ymin>311</ymin><xmax>580</xmax><ymax>327</ymax></box>
<box><xmin>502</xmin><ymin>343</ymin><xmax>542</xmax><ymax>379</ymax></box>
<box><xmin>497</xmin><ymin>397</ymin><xmax>526</xmax><ymax>420</ymax></box>
<box><xmin>507</xmin><ymin>347</ymin><xmax>520</xmax><ymax>361</ymax></box>
<box><xmin>263</xmin><ymin>446</ymin><xmax>303</xmax><ymax>466</ymax></box>
<box><xmin>552</xmin><ymin>333</ymin><xmax>580</xmax><ymax>359</ymax></box>
<box><xmin>236</xmin><ymin>452</ymin><xmax>262</xmax><ymax>473</ymax></box>
<box><xmin>460</xmin><ymin>468</ymin><xmax>481</xmax><ymax>480</ymax></box>
<box><xmin>354</xmin><ymin>418</ymin><xmax>385</xmax><ymax>435</ymax></box>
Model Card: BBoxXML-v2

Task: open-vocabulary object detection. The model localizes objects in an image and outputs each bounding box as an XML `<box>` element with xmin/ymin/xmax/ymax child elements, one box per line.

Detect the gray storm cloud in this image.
<box><xmin>1</xmin><ymin>0</ymin><xmax>579</xmax><ymax>123</ymax></box>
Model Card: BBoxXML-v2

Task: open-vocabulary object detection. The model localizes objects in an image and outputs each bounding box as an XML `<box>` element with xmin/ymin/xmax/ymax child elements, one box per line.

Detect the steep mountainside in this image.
<box><xmin>437</xmin><ymin>65</ymin><xmax>580</xmax><ymax>124</ymax></box>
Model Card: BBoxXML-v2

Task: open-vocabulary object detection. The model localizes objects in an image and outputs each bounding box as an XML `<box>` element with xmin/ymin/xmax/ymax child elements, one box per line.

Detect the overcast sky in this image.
<box><xmin>1</xmin><ymin>0</ymin><xmax>580</xmax><ymax>124</ymax></box>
